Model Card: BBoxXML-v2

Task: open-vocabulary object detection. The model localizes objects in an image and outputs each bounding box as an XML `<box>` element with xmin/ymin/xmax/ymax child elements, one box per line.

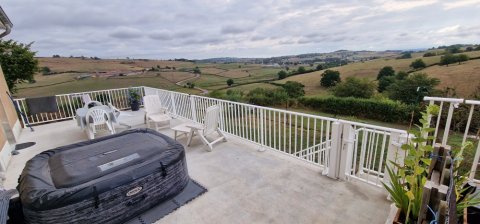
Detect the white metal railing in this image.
<box><xmin>145</xmin><ymin>86</ymin><xmax>338</xmax><ymax>168</ymax></box>
<box><xmin>13</xmin><ymin>87</ymin><xmax>144</xmax><ymax>125</ymax></box>
<box><xmin>424</xmin><ymin>96</ymin><xmax>480</xmax><ymax>183</ymax></box>
<box><xmin>14</xmin><ymin>86</ymin><xmax>410</xmax><ymax>187</ymax></box>
<box><xmin>144</xmin><ymin>86</ymin><xmax>408</xmax><ymax>186</ymax></box>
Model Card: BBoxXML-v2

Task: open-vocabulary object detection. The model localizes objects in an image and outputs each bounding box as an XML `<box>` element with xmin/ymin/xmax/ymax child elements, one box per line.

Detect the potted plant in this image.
<box><xmin>383</xmin><ymin>105</ymin><xmax>480</xmax><ymax>223</ymax></box>
<box><xmin>383</xmin><ymin>105</ymin><xmax>438</xmax><ymax>223</ymax></box>
<box><xmin>128</xmin><ymin>88</ymin><xmax>141</xmax><ymax>111</ymax></box>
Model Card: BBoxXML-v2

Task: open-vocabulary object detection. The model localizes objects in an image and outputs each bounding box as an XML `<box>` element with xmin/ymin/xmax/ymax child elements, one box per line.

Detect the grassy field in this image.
<box><xmin>422</xmin><ymin>59</ymin><xmax>480</xmax><ymax>96</ymax></box>
<box><xmin>37</xmin><ymin>57</ymin><xmax>192</xmax><ymax>72</ymax></box>
<box><xmin>277</xmin><ymin>51</ymin><xmax>480</xmax><ymax>97</ymax></box>
<box><xmin>16</xmin><ymin>58</ymin><xmax>282</xmax><ymax>97</ymax></box>
<box><xmin>15</xmin><ymin>70</ymin><xmax>202</xmax><ymax>97</ymax></box>
<box><xmin>220</xmin><ymin>83</ymin><xmax>279</xmax><ymax>93</ymax></box>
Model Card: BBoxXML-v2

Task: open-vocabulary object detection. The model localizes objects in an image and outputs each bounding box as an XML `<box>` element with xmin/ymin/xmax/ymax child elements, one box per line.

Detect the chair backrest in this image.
<box><xmin>203</xmin><ymin>105</ymin><xmax>220</xmax><ymax>135</ymax></box>
<box><xmin>143</xmin><ymin>95</ymin><xmax>165</xmax><ymax>115</ymax></box>
<box><xmin>82</xmin><ymin>94</ymin><xmax>92</xmax><ymax>104</ymax></box>
<box><xmin>86</xmin><ymin>107</ymin><xmax>108</xmax><ymax>125</ymax></box>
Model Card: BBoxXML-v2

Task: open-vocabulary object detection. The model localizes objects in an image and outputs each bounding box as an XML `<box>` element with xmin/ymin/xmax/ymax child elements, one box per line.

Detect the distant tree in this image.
<box><xmin>440</xmin><ymin>53</ymin><xmax>457</xmax><ymax>66</ymax></box>
<box><xmin>309</xmin><ymin>63</ymin><xmax>314</xmax><ymax>67</ymax></box>
<box><xmin>41</xmin><ymin>66</ymin><xmax>51</xmax><ymax>75</ymax></box>
<box><xmin>320</xmin><ymin>70</ymin><xmax>341</xmax><ymax>87</ymax></box>
<box><xmin>386</xmin><ymin>73</ymin><xmax>440</xmax><ymax>104</ymax></box>
<box><xmin>277</xmin><ymin>70</ymin><xmax>287</xmax><ymax>80</ymax></box>
<box><xmin>466</xmin><ymin>47</ymin><xmax>474</xmax><ymax>52</ymax></box>
<box><xmin>316</xmin><ymin>64</ymin><xmax>323</xmax><ymax>71</ymax></box>
<box><xmin>0</xmin><ymin>40</ymin><xmax>38</xmax><ymax>91</ymax></box>
<box><xmin>156</xmin><ymin>65</ymin><xmax>160</xmax><ymax>69</ymax></box>
<box><xmin>457</xmin><ymin>54</ymin><xmax>469</xmax><ymax>64</ymax></box>
<box><xmin>297</xmin><ymin>66</ymin><xmax>306</xmax><ymax>74</ymax></box>
<box><xmin>410</xmin><ymin>59</ymin><xmax>426</xmax><ymax>69</ymax></box>
<box><xmin>227</xmin><ymin>78</ymin><xmax>234</xmax><ymax>86</ymax></box>
<box><xmin>285</xmin><ymin>66</ymin><xmax>290</xmax><ymax>71</ymax></box>
<box><xmin>282</xmin><ymin>81</ymin><xmax>305</xmax><ymax>98</ymax></box>
<box><xmin>172</xmin><ymin>67</ymin><xmax>176</xmax><ymax>70</ymax></box>
<box><xmin>52</xmin><ymin>54</ymin><xmax>61</xmax><ymax>58</ymax></box>
<box><xmin>333</xmin><ymin>77</ymin><xmax>376</xmax><ymax>98</ymax></box>
<box><xmin>423</xmin><ymin>52</ymin><xmax>436</xmax><ymax>57</ymax></box>
<box><xmin>193</xmin><ymin>66</ymin><xmax>201</xmax><ymax>74</ymax></box>
<box><xmin>224</xmin><ymin>89</ymin><xmax>243</xmax><ymax>102</ymax></box>
<box><xmin>446</xmin><ymin>46</ymin><xmax>461</xmax><ymax>54</ymax></box>
<box><xmin>395</xmin><ymin>71</ymin><xmax>409</xmax><ymax>80</ymax></box>
<box><xmin>377</xmin><ymin>66</ymin><xmax>395</xmax><ymax>80</ymax></box>
<box><xmin>475</xmin><ymin>45</ymin><xmax>480</xmax><ymax>51</ymax></box>
<box><xmin>247</xmin><ymin>88</ymin><xmax>288</xmax><ymax>106</ymax></box>
<box><xmin>378</xmin><ymin>76</ymin><xmax>395</xmax><ymax>93</ymax></box>
<box><xmin>398</xmin><ymin>52</ymin><xmax>412</xmax><ymax>59</ymax></box>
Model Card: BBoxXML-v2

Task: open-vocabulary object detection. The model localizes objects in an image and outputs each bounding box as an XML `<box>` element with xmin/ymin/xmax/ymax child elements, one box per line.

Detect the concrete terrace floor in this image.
<box><xmin>4</xmin><ymin>109</ymin><xmax>391</xmax><ymax>224</ymax></box>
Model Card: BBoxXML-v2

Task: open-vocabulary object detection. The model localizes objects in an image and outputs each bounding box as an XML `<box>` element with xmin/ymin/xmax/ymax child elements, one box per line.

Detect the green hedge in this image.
<box><xmin>299</xmin><ymin>96</ymin><xmax>420</xmax><ymax>123</ymax></box>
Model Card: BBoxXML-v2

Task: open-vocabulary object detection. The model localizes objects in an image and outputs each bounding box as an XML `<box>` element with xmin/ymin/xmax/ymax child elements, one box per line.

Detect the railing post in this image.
<box><xmin>384</xmin><ymin>132</ymin><xmax>408</xmax><ymax>184</ymax></box>
<box><xmin>190</xmin><ymin>95</ymin><xmax>197</xmax><ymax>122</ymax></box>
<box><xmin>338</xmin><ymin>124</ymin><xmax>354</xmax><ymax>180</ymax></box>
<box><xmin>169</xmin><ymin>92</ymin><xmax>177</xmax><ymax>116</ymax></box>
<box><xmin>441</xmin><ymin>103</ymin><xmax>456</xmax><ymax>145</ymax></box>
<box><xmin>469</xmin><ymin>142</ymin><xmax>480</xmax><ymax>180</ymax></box>
<box><xmin>258</xmin><ymin>108</ymin><xmax>266</xmax><ymax>152</ymax></box>
<box><xmin>327</xmin><ymin>121</ymin><xmax>343</xmax><ymax>179</ymax></box>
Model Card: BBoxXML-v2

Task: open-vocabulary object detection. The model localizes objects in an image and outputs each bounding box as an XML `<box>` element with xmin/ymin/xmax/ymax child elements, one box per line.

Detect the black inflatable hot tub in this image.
<box><xmin>17</xmin><ymin>128</ymin><xmax>189</xmax><ymax>224</ymax></box>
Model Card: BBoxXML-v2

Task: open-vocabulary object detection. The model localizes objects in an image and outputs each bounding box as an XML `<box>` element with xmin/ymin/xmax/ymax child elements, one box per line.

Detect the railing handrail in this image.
<box><xmin>424</xmin><ymin>96</ymin><xmax>464</xmax><ymax>103</ymax></box>
<box><xmin>143</xmin><ymin>86</ymin><xmax>407</xmax><ymax>134</ymax></box>
<box><xmin>465</xmin><ymin>99</ymin><xmax>480</xmax><ymax>105</ymax></box>
<box><xmin>14</xmin><ymin>86</ymin><xmax>139</xmax><ymax>100</ymax></box>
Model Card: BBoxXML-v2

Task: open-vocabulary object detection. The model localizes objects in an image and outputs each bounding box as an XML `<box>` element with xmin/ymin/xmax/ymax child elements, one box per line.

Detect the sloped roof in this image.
<box><xmin>0</xmin><ymin>6</ymin><xmax>12</xmax><ymax>37</ymax></box>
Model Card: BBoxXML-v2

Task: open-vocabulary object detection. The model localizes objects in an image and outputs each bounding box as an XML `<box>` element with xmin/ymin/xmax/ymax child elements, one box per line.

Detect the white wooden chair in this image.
<box><xmin>171</xmin><ymin>105</ymin><xmax>226</xmax><ymax>151</ymax></box>
<box><xmin>85</xmin><ymin>107</ymin><xmax>114</xmax><ymax>139</ymax></box>
<box><xmin>143</xmin><ymin>95</ymin><xmax>172</xmax><ymax>131</ymax></box>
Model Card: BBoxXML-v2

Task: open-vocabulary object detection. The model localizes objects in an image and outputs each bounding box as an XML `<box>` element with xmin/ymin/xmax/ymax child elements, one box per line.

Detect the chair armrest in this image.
<box><xmin>185</xmin><ymin>124</ymin><xmax>204</xmax><ymax>130</ymax></box>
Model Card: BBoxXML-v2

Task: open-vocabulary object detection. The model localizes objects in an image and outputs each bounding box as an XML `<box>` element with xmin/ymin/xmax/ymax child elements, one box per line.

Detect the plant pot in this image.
<box><xmin>130</xmin><ymin>100</ymin><xmax>140</xmax><ymax>111</ymax></box>
<box><xmin>385</xmin><ymin>204</ymin><xmax>403</xmax><ymax>224</ymax></box>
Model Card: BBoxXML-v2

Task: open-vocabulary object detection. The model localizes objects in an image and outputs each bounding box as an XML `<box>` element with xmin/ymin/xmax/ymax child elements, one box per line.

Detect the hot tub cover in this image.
<box><xmin>17</xmin><ymin>128</ymin><xmax>188</xmax><ymax>211</ymax></box>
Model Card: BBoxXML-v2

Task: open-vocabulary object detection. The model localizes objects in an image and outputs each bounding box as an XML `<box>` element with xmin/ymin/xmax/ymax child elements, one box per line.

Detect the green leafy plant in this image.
<box><xmin>451</xmin><ymin>142</ymin><xmax>480</xmax><ymax>218</ymax></box>
<box><xmin>382</xmin><ymin>104</ymin><xmax>439</xmax><ymax>223</ymax></box>
<box><xmin>128</xmin><ymin>88</ymin><xmax>141</xmax><ymax>103</ymax></box>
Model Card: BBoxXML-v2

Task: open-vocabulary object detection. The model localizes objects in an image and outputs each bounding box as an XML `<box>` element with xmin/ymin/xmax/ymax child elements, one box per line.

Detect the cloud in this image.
<box><xmin>148</xmin><ymin>31</ymin><xmax>172</xmax><ymax>40</ymax></box>
<box><xmin>109</xmin><ymin>27</ymin><xmax>143</xmax><ymax>39</ymax></box>
<box><xmin>443</xmin><ymin>0</ymin><xmax>480</xmax><ymax>10</ymax></box>
<box><xmin>221</xmin><ymin>24</ymin><xmax>255</xmax><ymax>34</ymax></box>
<box><xmin>2</xmin><ymin>0</ymin><xmax>479</xmax><ymax>59</ymax></box>
<box><xmin>375</xmin><ymin>0</ymin><xmax>438</xmax><ymax>12</ymax></box>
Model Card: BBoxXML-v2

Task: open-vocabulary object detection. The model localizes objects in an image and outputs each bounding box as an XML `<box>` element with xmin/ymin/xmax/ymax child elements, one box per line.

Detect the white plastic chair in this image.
<box><xmin>108</xmin><ymin>102</ymin><xmax>132</xmax><ymax>130</ymax></box>
<box><xmin>85</xmin><ymin>107</ymin><xmax>114</xmax><ymax>139</ymax></box>
<box><xmin>82</xmin><ymin>94</ymin><xmax>92</xmax><ymax>104</ymax></box>
<box><xmin>143</xmin><ymin>95</ymin><xmax>171</xmax><ymax>131</ymax></box>
<box><xmin>171</xmin><ymin>105</ymin><xmax>226</xmax><ymax>151</ymax></box>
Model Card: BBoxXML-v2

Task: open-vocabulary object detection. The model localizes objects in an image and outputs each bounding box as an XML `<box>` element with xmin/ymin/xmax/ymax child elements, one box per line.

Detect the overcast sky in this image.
<box><xmin>3</xmin><ymin>0</ymin><xmax>480</xmax><ymax>59</ymax></box>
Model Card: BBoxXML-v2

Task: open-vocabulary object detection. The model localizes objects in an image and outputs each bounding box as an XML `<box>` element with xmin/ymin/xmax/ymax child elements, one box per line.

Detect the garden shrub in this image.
<box><xmin>299</xmin><ymin>96</ymin><xmax>420</xmax><ymax>123</ymax></box>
